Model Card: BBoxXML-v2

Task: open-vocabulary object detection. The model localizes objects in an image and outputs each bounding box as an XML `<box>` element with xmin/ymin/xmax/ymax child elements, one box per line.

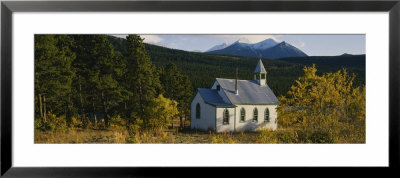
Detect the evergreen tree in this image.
<box><xmin>160</xmin><ymin>62</ymin><xmax>193</xmax><ymax>129</ymax></box>
<box><xmin>125</xmin><ymin>35</ymin><xmax>162</xmax><ymax>127</ymax></box>
<box><xmin>71</xmin><ymin>35</ymin><xmax>129</xmax><ymax>126</ymax></box>
<box><xmin>34</xmin><ymin>35</ymin><xmax>76</xmax><ymax>123</ymax></box>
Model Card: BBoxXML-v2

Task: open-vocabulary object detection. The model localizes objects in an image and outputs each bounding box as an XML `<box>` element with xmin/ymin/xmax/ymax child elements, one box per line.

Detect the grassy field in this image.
<box><xmin>34</xmin><ymin>125</ymin><xmax>365</xmax><ymax>144</ymax></box>
<box><xmin>35</xmin><ymin>128</ymin><xmax>258</xmax><ymax>144</ymax></box>
<box><xmin>33</xmin><ymin>130</ymin><xmax>275</xmax><ymax>144</ymax></box>
<box><xmin>35</xmin><ymin>116</ymin><xmax>365</xmax><ymax>144</ymax></box>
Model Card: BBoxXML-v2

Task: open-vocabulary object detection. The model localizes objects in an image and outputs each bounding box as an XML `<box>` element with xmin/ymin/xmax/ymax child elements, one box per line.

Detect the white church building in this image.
<box><xmin>190</xmin><ymin>59</ymin><xmax>278</xmax><ymax>132</ymax></box>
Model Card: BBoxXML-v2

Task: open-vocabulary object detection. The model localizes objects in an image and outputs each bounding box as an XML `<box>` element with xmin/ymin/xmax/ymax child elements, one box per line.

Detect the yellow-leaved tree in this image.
<box><xmin>277</xmin><ymin>65</ymin><xmax>365</xmax><ymax>143</ymax></box>
<box><xmin>146</xmin><ymin>94</ymin><xmax>179</xmax><ymax>130</ymax></box>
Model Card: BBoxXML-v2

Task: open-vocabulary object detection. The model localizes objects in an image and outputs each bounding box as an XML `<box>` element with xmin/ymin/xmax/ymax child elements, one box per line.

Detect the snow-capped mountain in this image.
<box><xmin>258</xmin><ymin>41</ymin><xmax>308</xmax><ymax>59</ymax></box>
<box><xmin>208</xmin><ymin>40</ymin><xmax>258</xmax><ymax>57</ymax></box>
<box><xmin>206</xmin><ymin>38</ymin><xmax>307</xmax><ymax>59</ymax></box>
<box><xmin>250</xmin><ymin>38</ymin><xmax>279</xmax><ymax>50</ymax></box>
<box><xmin>237</xmin><ymin>38</ymin><xmax>252</xmax><ymax>44</ymax></box>
<box><xmin>206</xmin><ymin>42</ymin><xmax>229</xmax><ymax>52</ymax></box>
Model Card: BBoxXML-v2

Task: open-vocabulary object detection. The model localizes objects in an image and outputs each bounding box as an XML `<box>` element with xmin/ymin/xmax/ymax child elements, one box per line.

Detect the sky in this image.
<box><xmin>113</xmin><ymin>34</ymin><xmax>365</xmax><ymax>56</ymax></box>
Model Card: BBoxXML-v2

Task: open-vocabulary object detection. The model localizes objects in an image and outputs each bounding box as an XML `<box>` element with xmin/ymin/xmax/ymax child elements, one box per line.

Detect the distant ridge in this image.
<box><xmin>259</xmin><ymin>41</ymin><xmax>308</xmax><ymax>59</ymax></box>
<box><xmin>206</xmin><ymin>39</ymin><xmax>307</xmax><ymax>59</ymax></box>
<box><xmin>206</xmin><ymin>42</ymin><xmax>229</xmax><ymax>52</ymax></box>
<box><xmin>340</xmin><ymin>53</ymin><xmax>353</xmax><ymax>56</ymax></box>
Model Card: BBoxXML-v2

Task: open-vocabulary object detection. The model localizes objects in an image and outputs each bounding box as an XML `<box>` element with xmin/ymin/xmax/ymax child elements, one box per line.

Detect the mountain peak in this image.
<box><xmin>341</xmin><ymin>53</ymin><xmax>352</xmax><ymax>56</ymax></box>
<box><xmin>262</xmin><ymin>38</ymin><xmax>278</xmax><ymax>43</ymax></box>
<box><xmin>206</xmin><ymin>38</ymin><xmax>307</xmax><ymax>59</ymax></box>
<box><xmin>237</xmin><ymin>38</ymin><xmax>251</xmax><ymax>43</ymax></box>
<box><xmin>206</xmin><ymin>42</ymin><xmax>230</xmax><ymax>52</ymax></box>
<box><xmin>251</xmin><ymin>38</ymin><xmax>279</xmax><ymax>50</ymax></box>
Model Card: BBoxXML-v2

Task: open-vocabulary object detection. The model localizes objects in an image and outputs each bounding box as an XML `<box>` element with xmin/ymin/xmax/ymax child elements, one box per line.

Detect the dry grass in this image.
<box><xmin>35</xmin><ymin>125</ymin><xmax>365</xmax><ymax>144</ymax></box>
<box><xmin>35</xmin><ymin>129</ymin><xmax>130</xmax><ymax>144</ymax></box>
<box><xmin>34</xmin><ymin>128</ymin><xmax>253</xmax><ymax>144</ymax></box>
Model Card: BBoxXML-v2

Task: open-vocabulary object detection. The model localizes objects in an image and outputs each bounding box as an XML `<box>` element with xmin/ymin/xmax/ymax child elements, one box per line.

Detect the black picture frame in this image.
<box><xmin>1</xmin><ymin>0</ymin><xmax>399</xmax><ymax>177</ymax></box>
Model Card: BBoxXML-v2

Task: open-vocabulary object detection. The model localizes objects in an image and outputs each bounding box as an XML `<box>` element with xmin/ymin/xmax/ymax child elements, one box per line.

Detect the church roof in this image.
<box><xmin>197</xmin><ymin>88</ymin><xmax>235</xmax><ymax>107</ymax></box>
<box><xmin>253</xmin><ymin>59</ymin><xmax>267</xmax><ymax>73</ymax></box>
<box><xmin>216</xmin><ymin>78</ymin><xmax>278</xmax><ymax>105</ymax></box>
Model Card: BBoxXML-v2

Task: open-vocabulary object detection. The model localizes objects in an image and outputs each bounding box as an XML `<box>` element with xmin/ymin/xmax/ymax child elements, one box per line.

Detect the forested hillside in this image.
<box><xmin>107</xmin><ymin>36</ymin><xmax>365</xmax><ymax>97</ymax></box>
<box><xmin>35</xmin><ymin>34</ymin><xmax>192</xmax><ymax>133</ymax></box>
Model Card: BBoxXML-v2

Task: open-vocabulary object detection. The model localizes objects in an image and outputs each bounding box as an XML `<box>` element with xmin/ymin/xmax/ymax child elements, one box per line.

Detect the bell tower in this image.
<box><xmin>253</xmin><ymin>58</ymin><xmax>267</xmax><ymax>86</ymax></box>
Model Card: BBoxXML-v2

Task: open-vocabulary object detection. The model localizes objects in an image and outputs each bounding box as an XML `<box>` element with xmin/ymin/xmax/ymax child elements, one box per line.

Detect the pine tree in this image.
<box><xmin>125</xmin><ymin>35</ymin><xmax>162</xmax><ymax>127</ymax></box>
<box><xmin>34</xmin><ymin>35</ymin><xmax>76</xmax><ymax>123</ymax></box>
<box><xmin>71</xmin><ymin>35</ymin><xmax>129</xmax><ymax>126</ymax></box>
<box><xmin>160</xmin><ymin>62</ymin><xmax>193</xmax><ymax>129</ymax></box>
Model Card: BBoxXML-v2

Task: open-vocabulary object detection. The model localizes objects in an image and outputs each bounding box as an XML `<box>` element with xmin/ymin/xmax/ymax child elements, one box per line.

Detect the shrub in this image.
<box><xmin>109</xmin><ymin>115</ymin><xmax>127</xmax><ymax>131</ymax></box>
<box><xmin>126</xmin><ymin>136</ymin><xmax>139</xmax><ymax>143</ymax></box>
<box><xmin>211</xmin><ymin>133</ymin><xmax>236</xmax><ymax>144</ymax></box>
<box><xmin>96</xmin><ymin>118</ymin><xmax>106</xmax><ymax>130</ymax></box>
<box><xmin>146</xmin><ymin>94</ymin><xmax>179</xmax><ymax>130</ymax></box>
<box><xmin>276</xmin><ymin>129</ymin><xmax>298</xmax><ymax>143</ymax></box>
<box><xmin>257</xmin><ymin>129</ymin><xmax>297</xmax><ymax>143</ymax></box>
<box><xmin>81</xmin><ymin>116</ymin><xmax>93</xmax><ymax>129</ymax></box>
<box><xmin>211</xmin><ymin>135</ymin><xmax>225</xmax><ymax>143</ymax></box>
<box><xmin>257</xmin><ymin>130</ymin><xmax>279</xmax><ymax>143</ymax></box>
<box><xmin>297</xmin><ymin>127</ymin><xmax>336</xmax><ymax>143</ymax></box>
<box><xmin>45</xmin><ymin>112</ymin><xmax>67</xmax><ymax>132</ymax></box>
<box><xmin>277</xmin><ymin>65</ymin><xmax>365</xmax><ymax>143</ymax></box>
<box><xmin>70</xmin><ymin>116</ymin><xmax>83</xmax><ymax>129</ymax></box>
<box><xmin>34</xmin><ymin>118</ymin><xmax>45</xmax><ymax>131</ymax></box>
<box><xmin>113</xmin><ymin>131</ymin><xmax>129</xmax><ymax>143</ymax></box>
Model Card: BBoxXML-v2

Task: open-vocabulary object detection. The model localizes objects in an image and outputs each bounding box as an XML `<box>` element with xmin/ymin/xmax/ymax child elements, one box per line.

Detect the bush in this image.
<box><xmin>96</xmin><ymin>118</ymin><xmax>106</xmax><ymax>130</ymax></box>
<box><xmin>113</xmin><ymin>131</ymin><xmax>129</xmax><ymax>143</ymax></box>
<box><xmin>81</xmin><ymin>116</ymin><xmax>93</xmax><ymax>129</ymax></box>
<box><xmin>70</xmin><ymin>116</ymin><xmax>83</xmax><ymax>129</ymax></box>
<box><xmin>257</xmin><ymin>129</ymin><xmax>297</xmax><ymax>143</ymax></box>
<box><xmin>109</xmin><ymin>115</ymin><xmax>127</xmax><ymax>131</ymax></box>
<box><xmin>257</xmin><ymin>127</ymin><xmax>336</xmax><ymax>143</ymax></box>
<box><xmin>297</xmin><ymin>128</ymin><xmax>336</xmax><ymax>143</ymax></box>
<box><xmin>34</xmin><ymin>118</ymin><xmax>44</xmax><ymax>131</ymax></box>
<box><xmin>146</xmin><ymin>94</ymin><xmax>179</xmax><ymax>130</ymax></box>
<box><xmin>126</xmin><ymin>136</ymin><xmax>139</xmax><ymax>143</ymax></box>
<box><xmin>277</xmin><ymin>66</ymin><xmax>365</xmax><ymax>143</ymax></box>
<box><xmin>257</xmin><ymin>130</ymin><xmax>277</xmax><ymax>143</ymax></box>
<box><xmin>45</xmin><ymin>112</ymin><xmax>68</xmax><ymax>132</ymax></box>
<box><xmin>276</xmin><ymin>129</ymin><xmax>298</xmax><ymax>143</ymax></box>
<box><xmin>211</xmin><ymin>132</ymin><xmax>236</xmax><ymax>144</ymax></box>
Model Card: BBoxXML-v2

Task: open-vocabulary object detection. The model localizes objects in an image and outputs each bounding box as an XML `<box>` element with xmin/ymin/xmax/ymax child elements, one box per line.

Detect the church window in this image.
<box><xmin>261</xmin><ymin>73</ymin><xmax>266</xmax><ymax>79</ymax></box>
<box><xmin>253</xmin><ymin>108</ymin><xmax>258</xmax><ymax>122</ymax></box>
<box><xmin>240</xmin><ymin>108</ymin><xmax>246</xmax><ymax>122</ymax></box>
<box><xmin>265</xmin><ymin>108</ymin><xmax>270</xmax><ymax>122</ymax></box>
<box><xmin>216</xmin><ymin>85</ymin><xmax>220</xmax><ymax>91</ymax></box>
<box><xmin>223</xmin><ymin>109</ymin><xmax>229</xmax><ymax>125</ymax></box>
<box><xmin>196</xmin><ymin>103</ymin><xmax>200</xmax><ymax>119</ymax></box>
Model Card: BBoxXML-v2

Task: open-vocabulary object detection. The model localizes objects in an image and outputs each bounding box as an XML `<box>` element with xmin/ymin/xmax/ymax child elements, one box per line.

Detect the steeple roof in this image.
<box><xmin>253</xmin><ymin>59</ymin><xmax>267</xmax><ymax>73</ymax></box>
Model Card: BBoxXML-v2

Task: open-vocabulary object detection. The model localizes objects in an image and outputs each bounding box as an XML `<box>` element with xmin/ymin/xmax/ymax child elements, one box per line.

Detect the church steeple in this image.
<box><xmin>253</xmin><ymin>59</ymin><xmax>267</xmax><ymax>86</ymax></box>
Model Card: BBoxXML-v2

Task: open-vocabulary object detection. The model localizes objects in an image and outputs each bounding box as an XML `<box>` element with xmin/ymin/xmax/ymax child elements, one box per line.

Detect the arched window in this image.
<box><xmin>196</xmin><ymin>103</ymin><xmax>200</xmax><ymax>119</ymax></box>
<box><xmin>265</xmin><ymin>108</ymin><xmax>270</xmax><ymax>122</ymax></box>
<box><xmin>240</xmin><ymin>108</ymin><xmax>246</xmax><ymax>122</ymax></box>
<box><xmin>253</xmin><ymin>108</ymin><xmax>258</xmax><ymax>122</ymax></box>
<box><xmin>223</xmin><ymin>109</ymin><xmax>229</xmax><ymax>125</ymax></box>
